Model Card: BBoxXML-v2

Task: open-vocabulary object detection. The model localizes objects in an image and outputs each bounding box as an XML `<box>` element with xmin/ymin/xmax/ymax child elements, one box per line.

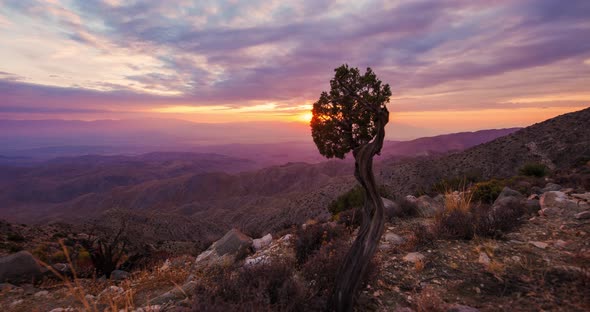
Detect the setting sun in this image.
<box><xmin>298</xmin><ymin>112</ymin><xmax>313</xmax><ymax>123</ymax></box>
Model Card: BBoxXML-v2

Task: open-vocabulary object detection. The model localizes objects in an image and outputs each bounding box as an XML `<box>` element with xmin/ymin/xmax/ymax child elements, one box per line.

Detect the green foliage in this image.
<box><xmin>310</xmin><ymin>65</ymin><xmax>391</xmax><ymax>159</ymax></box>
<box><xmin>329</xmin><ymin>186</ymin><xmax>365</xmax><ymax>215</ymax></box>
<box><xmin>329</xmin><ymin>185</ymin><xmax>392</xmax><ymax>216</ymax></box>
<box><xmin>519</xmin><ymin>162</ymin><xmax>548</xmax><ymax>177</ymax></box>
<box><xmin>471</xmin><ymin>179</ymin><xmax>505</xmax><ymax>204</ymax></box>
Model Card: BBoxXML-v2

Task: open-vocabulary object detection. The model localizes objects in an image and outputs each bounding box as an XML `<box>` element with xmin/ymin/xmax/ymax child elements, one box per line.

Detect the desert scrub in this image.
<box><xmin>471</xmin><ymin>179</ymin><xmax>505</xmax><ymax>204</ymax></box>
<box><xmin>519</xmin><ymin>162</ymin><xmax>548</xmax><ymax>177</ymax></box>
<box><xmin>293</xmin><ymin>223</ymin><xmax>345</xmax><ymax>265</ymax></box>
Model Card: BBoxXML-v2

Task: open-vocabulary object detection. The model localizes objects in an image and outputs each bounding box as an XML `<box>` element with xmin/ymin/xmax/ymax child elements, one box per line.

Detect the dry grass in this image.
<box><xmin>33</xmin><ymin>240</ymin><xmax>191</xmax><ymax>311</ymax></box>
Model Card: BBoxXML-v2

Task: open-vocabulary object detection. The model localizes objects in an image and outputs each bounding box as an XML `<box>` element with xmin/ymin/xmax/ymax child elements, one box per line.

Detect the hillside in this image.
<box><xmin>381</xmin><ymin>107</ymin><xmax>590</xmax><ymax>196</ymax></box>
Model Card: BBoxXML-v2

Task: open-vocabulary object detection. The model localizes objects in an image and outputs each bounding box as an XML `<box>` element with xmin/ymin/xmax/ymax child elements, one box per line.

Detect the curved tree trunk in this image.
<box><xmin>328</xmin><ymin>111</ymin><xmax>389</xmax><ymax>312</ymax></box>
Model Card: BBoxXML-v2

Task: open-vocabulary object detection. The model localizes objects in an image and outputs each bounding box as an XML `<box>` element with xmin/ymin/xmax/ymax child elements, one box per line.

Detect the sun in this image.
<box><xmin>297</xmin><ymin>112</ymin><xmax>313</xmax><ymax>123</ymax></box>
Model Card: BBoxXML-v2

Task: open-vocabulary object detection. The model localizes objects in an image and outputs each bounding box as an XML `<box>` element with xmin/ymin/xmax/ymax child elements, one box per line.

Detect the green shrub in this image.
<box><xmin>471</xmin><ymin>179</ymin><xmax>505</xmax><ymax>204</ymax></box>
<box><xmin>328</xmin><ymin>185</ymin><xmax>391</xmax><ymax>216</ymax></box>
<box><xmin>519</xmin><ymin>162</ymin><xmax>548</xmax><ymax>177</ymax></box>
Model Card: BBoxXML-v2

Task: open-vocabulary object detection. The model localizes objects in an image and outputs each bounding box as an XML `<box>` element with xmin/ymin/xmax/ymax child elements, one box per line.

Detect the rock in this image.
<box><xmin>150</xmin><ymin>281</ymin><xmax>197</xmax><ymax>305</ymax></box>
<box><xmin>194</xmin><ymin>229</ymin><xmax>252</xmax><ymax>267</ymax></box>
<box><xmin>405</xmin><ymin>195</ymin><xmax>417</xmax><ymax>202</ymax></box>
<box><xmin>280</xmin><ymin>234</ymin><xmax>292</xmax><ymax>242</ymax></box>
<box><xmin>133</xmin><ymin>305</ymin><xmax>161</xmax><ymax>312</ymax></box>
<box><xmin>110</xmin><ymin>270</ymin><xmax>130</xmax><ymax>281</ymax></box>
<box><xmin>382</xmin><ymin>197</ymin><xmax>401</xmax><ymax>217</ymax></box>
<box><xmin>529</xmin><ymin>241</ymin><xmax>548</xmax><ymax>249</ymax></box>
<box><xmin>244</xmin><ymin>255</ymin><xmax>271</xmax><ymax>266</ymax></box>
<box><xmin>447</xmin><ymin>304</ymin><xmax>480</xmax><ymax>312</ymax></box>
<box><xmin>497</xmin><ymin>187</ymin><xmax>523</xmax><ymax>200</ymax></box>
<box><xmin>99</xmin><ymin>285</ymin><xmax>124</xmax><ymax>298</ymax></box>
<box><xmin>575</xmin><ymin>211</ymin><xmax>590</xmax><ymax>219</ymax></box>
<box><xmin>530</xmin><ymin>186</ymin><xmax>543</xmax><ymax>195</ymax></box>
<box><xmin>572</xmin><ymin>193</ymin><xmax>590</xmax><ymax>202</ymax></box>
<box><xmin>415</xmin><ymin>195</ymin><xmax>444</xmax><ymax>217</ymax></box>
<box><xmin>252</xmin><ymin>233</ymin><xmax>272</xmax><ymax>251</ymax></box>
<box><xmin>540</xmin><ymin>191</ymin><xmax>577</xmax><ymax>212</ymax></box>
<box><xmin>542</xmin><ymin>183</ymin><xmax>562</xmax><ymax>192</ymax></box>
<box><xmin>34</xmin><ymin>290</ymin><xmax>49</xmax><ymax>297</ymax></box>
<box><xmin>85</xmin><ymin>294</ymin><xmax>95</xmax><ymax>301</ymax></box>
<box><xmin>49</xmin><ymin>308</ymin><xmax>75</xmax><ymax>312</ymax></box>
<box><xmin>403</xmin><ymin>252</ymin><xmax>425</xmax><ymax>263</ymax></box>
<box><xmin>478</xmin><ymin>252</ymin><xmax>491</xmax><ymax>266</ymax></box>
<box><xmin>52</xmin><ymin>263</ymin><xmax>71</xmax><ymax>276</ymax></box>
<box><xmin>554</xmin><ymin>240</ymin><xmax>568</xmax><ymax>249</ymax></box>
<box><xmin>524</xmin><ymin>199</ymin><xmax>541</xmax><ymax>214</ymax></box>
<box><xmin>528</xmin><ymin>194</ymin><xmax>540</xmax><ymax>200</ymax></box>
<box><xmin>384</xmin><ymin>233</ymin><xmax>406</xmax><ymax>245</ymax></box>
<box><xmin>0</xmin><ymin>251</ymin><xmax>44</xmax><ymax>284</ymax></box>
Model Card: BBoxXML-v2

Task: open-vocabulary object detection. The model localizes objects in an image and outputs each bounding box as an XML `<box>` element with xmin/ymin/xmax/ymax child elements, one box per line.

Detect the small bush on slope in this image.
<box><xmin>519</xmin><ymin>162</ymin><xmax>549</xmax><ymax>177</ymax></box>
<box><xmin>435</xmin><ymin>191</ymin><xmax>526</xmax><ymax>240</ymax></box>
<box><xmin>293</xmin><ymin>223</ymin><xmax>345</xmax><ymax>265</ymax></box>
<box><xmin>471</xmin><ymin>179</ymin><xmax>505</xmax><ymax>204</ymax></box>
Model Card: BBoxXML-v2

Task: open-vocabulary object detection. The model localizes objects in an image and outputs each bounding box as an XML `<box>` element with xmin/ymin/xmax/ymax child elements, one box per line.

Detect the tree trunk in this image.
<box><xmin>328</xmin><ymin>111</ymin><xmax>389</xmax><ymax>312</ymax></box>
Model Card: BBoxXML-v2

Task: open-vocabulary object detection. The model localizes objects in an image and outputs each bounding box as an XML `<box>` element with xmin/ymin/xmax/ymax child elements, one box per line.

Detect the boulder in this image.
<box><xmin>403</xmin><ymin>252</ymin><xmax>425</xmax><ymax>263</ymax></box>
<box><xmin>542</xmin><ymin>183</ymin><xmax>562</xmax><ymax>192</ymax></box>
<box><xmin>194</xmin><ymin>229</ymin><xmax>252</xmax><ymax>267</ymax></box>
<box><xmin>0</xmin><ymin>251</ymin><xmax>44</xmax><ymax>284</ymax></box>
<box><xmin>415</xmin><ymin>195</ymin><xmax>444</xmax><ymax>217</ymax></box>
<box><xmin>252</xmin><ymin>233</ymin><xmax>272</xmax><ymax>251</ymax></box>
<box><xmin>492</xmin><ymin>187</ymin><xmax>524</xmax><ymax>212</ymax></box>
<box><xmin>540</xmin><ymin>191</ymin><xmax>578</xmax><ymax>214</ymax></box>
<box><xmin>384</xmin><ymin>233</ymin><xmax>405</xmax><ymax>245</ymax></box>
<box><xmin>382</xmin><ymin>197</ymin><xmax>400</xmax><ymax>217</ymax></box>
<box><xmin>524</xmin><ymin>199</ymin><xmax>541</xmax><ymax>214</ymax></box>
<box><xmin>575</xmin><ymin>211</ymin><xmax>590</xmax><ymax>220</ymax></box>
<box><xmin>110</xmin><ymin>270</ymin><xmax>130</xmax><ymax>281</ymax></box>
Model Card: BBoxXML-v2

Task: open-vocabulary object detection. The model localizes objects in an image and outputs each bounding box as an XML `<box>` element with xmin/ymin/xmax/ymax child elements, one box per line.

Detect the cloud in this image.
<box><xmin>0</xmin><ymin>0</ymin><xmax>588</xmax><ymax>119</ymax></box>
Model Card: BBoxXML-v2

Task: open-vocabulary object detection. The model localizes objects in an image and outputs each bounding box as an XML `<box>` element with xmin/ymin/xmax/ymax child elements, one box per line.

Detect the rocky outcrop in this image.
<box><xmin>0</xmin><ymin>251</ymin><xmax>44</xmax><ymax>284</ymax></box>
<box><xmin>252</xmin><ymin>233</ymin><xmax>272</xmax><ymax>251</ymax></box>
<box><xmin>414</xmin><ymin>195</ymin><xmax>444</xmax><ymax>217</ymax></box>
<box><xmin>539</xmin><ymin>191</ymin><xmax>577</xmax><ymax>216</ymax></box>
<box><xmin>194</xmin><ymin>229</ymin><xmax>252</xmax><ymax>267</ymax></box>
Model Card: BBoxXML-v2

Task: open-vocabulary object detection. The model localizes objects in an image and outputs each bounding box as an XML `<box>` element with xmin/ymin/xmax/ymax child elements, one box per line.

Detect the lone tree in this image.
<box><xmin>310</xmin><ymin>64</ymin><xmax>391</xmax><ymax>311</ymax></box>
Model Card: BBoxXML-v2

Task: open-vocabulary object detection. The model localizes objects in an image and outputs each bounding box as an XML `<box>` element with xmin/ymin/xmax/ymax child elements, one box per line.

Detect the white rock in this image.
<box><xmin>252</xmin><ymin>233</ymin><xmax>273</xmax><ymax>251</ymax></box>
<box><xmin>10</xmin><ymin>299</ymin><xmax>23</xmax><ymax>306</ymax></box>
<box><xmin>34</xmin><ymin>290</ymin><xmax>49</xmax><ymax>297</ymax></box>
<box><xmin>478</xmin><ymin>252</ymin><xmax>491</xmax><ymax>266</ymax></box>
<box><xmin>384</xmin><ymin>233</ymin><xmax>405</xmax><ymax>245</ymax></box>
<box><xmin>554</xmin><ymin>240</ymin><xmax>568</xmax><ymax>249</ymax></box>
<box><xmin>403</xmin><ymin>252</ymin><xmax>425</xmax><ymax>263</ymax></box>
<box><xmin>529</xmin><ymin>241</ymin><xmax>548</xmax><ymax>249</ymax></box>
<box><xmin>575</xmin><ymin>211</ymin><xmax>590</xmax><ymax>220</ymax></box>
<box><xmin>244</xmin><ymin>255</ymin><xmax>271</xmax><ymax>267</ymax></box>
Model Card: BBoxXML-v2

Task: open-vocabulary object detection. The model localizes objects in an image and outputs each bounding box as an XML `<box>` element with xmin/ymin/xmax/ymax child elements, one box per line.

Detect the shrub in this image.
<box><xmin>293</xmin><ymin>223</ymin><xmax>344</xmax><ymax>265</ymax></box>
<box><xmin>435</xmin><ymin>209</ymin><xmax>475</xmax><ymax>240</ymax></box>
<box><xmin>519</xmin><ymin>162</ymin><xmax>548</xmax><ymax>177</ymax></box>
<box><xmin>328</xmin><ymin>185</ymin><xmax>391</xmax><ymax>216</ymax></box>
<box><xmin>301</xmin><ymin>239</ymin><xmax>349</xmax><ymax>297</ymax></box>
<box><xmin>337</xmin><ymin>208</ymin><xmax>362</xmax><ymax>229</ymax></box>
<box><xmin>51</xmin><ymin>250</ymin><xmax>67</xmax><ymax>263</ymax></box>
<box><xmin>191</xmin><ymin>261</ymin><xmax>306</xmax><ymax>311</ymax></box>
<box><xmin>6</xmin><ymin>232</ymin><xmax>25</xmax><ymax>242</ymax></box>
<box><xmin>471</xmin><ymin>179</ymin><xmax>505</xmax><ymax>204</ymax></box>
<box><xmin>474</xmin><ymin>202</ymin><xmax>525</xmax><ymax>238</ymax></box>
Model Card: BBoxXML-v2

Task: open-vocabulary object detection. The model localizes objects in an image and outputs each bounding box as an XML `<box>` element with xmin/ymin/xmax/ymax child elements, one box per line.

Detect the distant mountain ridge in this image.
<box><xmin>380</xmin><ymin>107</ymin><xmax>590</xmax><ymax>196</ymax></box>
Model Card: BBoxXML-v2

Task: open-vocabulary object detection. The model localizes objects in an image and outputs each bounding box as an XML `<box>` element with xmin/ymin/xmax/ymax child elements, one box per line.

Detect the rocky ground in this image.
<box><xmin>1</xmin><ymin>183</ymin><xmax>589</xmax><ymax>311</ymax></box>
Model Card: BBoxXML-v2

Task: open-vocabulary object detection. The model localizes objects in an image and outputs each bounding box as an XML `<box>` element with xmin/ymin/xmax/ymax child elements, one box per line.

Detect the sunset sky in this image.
<box><xmin>1</xmin><ymin>0</ymin><xmax>589</xmax><ymax>140</ymax></box>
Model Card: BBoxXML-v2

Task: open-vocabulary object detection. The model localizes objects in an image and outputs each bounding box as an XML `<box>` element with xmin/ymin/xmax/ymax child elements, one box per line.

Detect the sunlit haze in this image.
<box><xmin>1</xmin><ymin>0</ymin><xmax>589</xmax><ymax>141</ymax></box>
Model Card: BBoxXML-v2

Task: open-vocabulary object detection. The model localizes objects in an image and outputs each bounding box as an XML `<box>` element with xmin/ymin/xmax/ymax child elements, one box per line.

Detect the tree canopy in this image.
<box><xmin>310</xmin><ymin>65</ymin><xmax>391</xmax><ymax>159</ymax></box>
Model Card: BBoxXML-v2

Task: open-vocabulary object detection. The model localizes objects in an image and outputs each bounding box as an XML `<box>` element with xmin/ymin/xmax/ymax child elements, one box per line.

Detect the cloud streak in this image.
<box><xmin>0</xmin><ymin>0</ymin><xmax>588</xmax><ymax>123</ymax></box>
